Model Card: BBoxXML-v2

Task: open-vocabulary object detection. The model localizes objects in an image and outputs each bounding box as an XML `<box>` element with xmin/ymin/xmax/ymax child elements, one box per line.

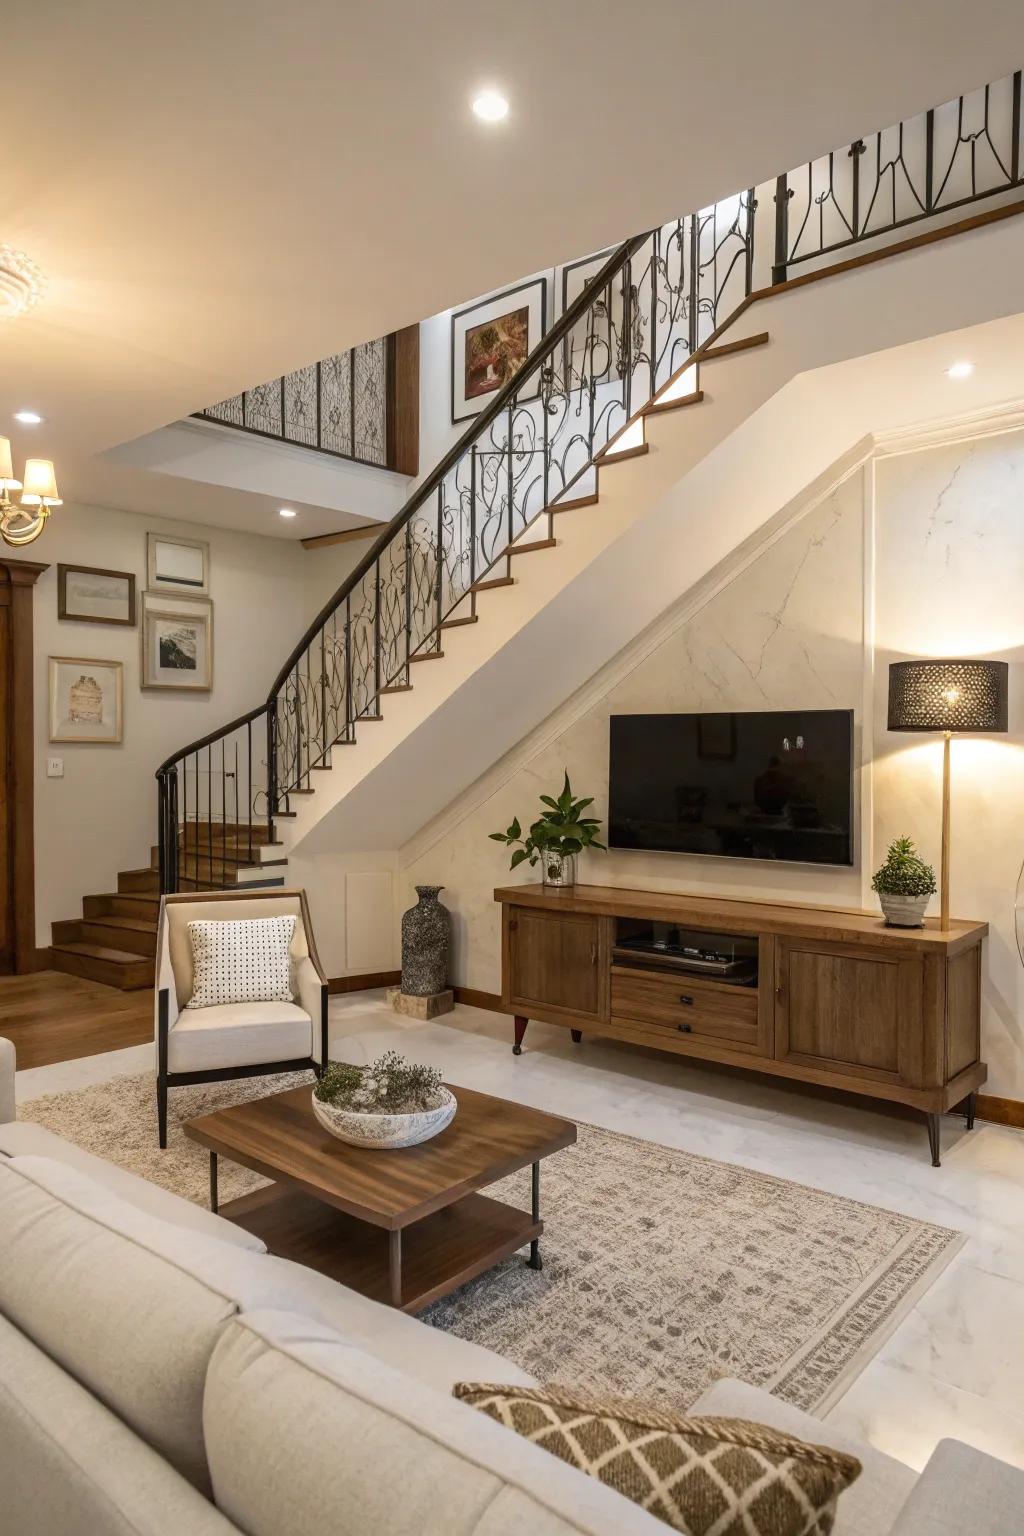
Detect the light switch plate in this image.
<box><xmin>46</xmin><ymin>757</ymin><xmax>64</xmax><ymax>778</ymax></box>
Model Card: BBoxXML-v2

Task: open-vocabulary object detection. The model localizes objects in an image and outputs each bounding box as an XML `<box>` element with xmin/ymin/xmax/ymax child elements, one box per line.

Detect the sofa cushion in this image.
<box><xmin>187</xmin><ymin>915</ymin><xmax>295</xmax><ymax>1010</ymax></box>
<box><xmin>455</xmin><ymin>1382</ymin><xmax>861</xmax><ymax>1536</ymax></box>
<box><xmin>0</xmin><ymin>1119</ymin><xmax>266</xmax><ymax>1251</ymax></box>
<box><xmin>889</xmin><ymin>1439</ymin><xmax>1024</xmax><ymax>1536</ymax></box>
<box><xmin>0</xmin><ymin>1156</ymin><xmax>318</xmax><ymax>1494</ymax></box>
<box><xmin>168</xmin><ymin>1001</ymin><xmax>312</xmax><ymax>1072</ymax></box>
<box><xmin>0</xmin><ymin>1312</ymin><xmax>240</xmax><ymax>1536</ymax></box>
<box><xmin>203</xmin><ymin>1309</ymin><xmax>670</xmax><ymax>1536</ymax></box>
<box><xmin>689</xmin><ymin>1379</ymin><xmax>916</xmax><ymax>1536</ymax></box>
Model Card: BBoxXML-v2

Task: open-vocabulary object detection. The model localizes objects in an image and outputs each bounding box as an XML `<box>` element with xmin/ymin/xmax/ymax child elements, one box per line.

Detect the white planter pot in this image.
<box><xmin>878</xmin><ymin>892</ymin><xmax>930</xmax><ymax>928</ymax></box>
<box><xmin>311</xmin><ymin>1087</ymin><xmax>457</xmax><ymax>1149</ymax></box>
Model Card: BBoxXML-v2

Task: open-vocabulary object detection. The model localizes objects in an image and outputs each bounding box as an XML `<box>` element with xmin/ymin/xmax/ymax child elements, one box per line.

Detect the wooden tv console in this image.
<box><xmin>495</xmin><ymin>883</ymin><xmax>988</xmax><ymax>1166</ymax></box>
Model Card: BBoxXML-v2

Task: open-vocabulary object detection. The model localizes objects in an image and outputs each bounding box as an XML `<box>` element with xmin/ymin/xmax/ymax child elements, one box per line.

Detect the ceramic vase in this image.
<box><xmin>878</xmin><ymin>892</ymin><xmax>930</xmax><ymax>928</ymax></box>
<box><xmin>401</xmin><ymin>885</ymin><xmax>450</xmax><ymax>996</ymax></box>
<box><xmin>541</xmin><ymin>850</ymin><xmax>576</xmax><ymax>887</ymax></box>
<box><xmin>311</xmin><ymin>1087</ymin><xmax>457</xmax><ymax>1149</ymax></box>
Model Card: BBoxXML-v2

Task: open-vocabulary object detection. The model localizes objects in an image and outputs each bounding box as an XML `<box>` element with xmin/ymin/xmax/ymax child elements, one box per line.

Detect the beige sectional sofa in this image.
<box><xmin>1</xmin><ymin>1034</ymin><xmax>1020</xmax><ymax>1536</ymax></box>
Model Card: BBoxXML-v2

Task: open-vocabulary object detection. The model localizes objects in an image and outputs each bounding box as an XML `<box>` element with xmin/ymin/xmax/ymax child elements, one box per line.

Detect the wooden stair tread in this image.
<box><xmin>470</xmin><ymin>576</ymin><xmax>515</xmax><ymax>592</ymax></box>
<box><xmin>644</xmin><ymin>388</ymin><xmax>706</xmax><ymax>418</ymax></box>
<box><xmin>509</xmin><ymin>538</ymin><xmax>557</xmax><ymax>556</ymax></box>
<box><xmin>440</xmin><ymin>615</ymin><xmax>479</xmax><ymax>629</ymax></box>
<box><xmin>596</xmin><ymin>441</ymin><xmax>649</xmax><ymax>464</ymax></box>
<box><xmin>701</xmin><ymin>330</ymin><xmax>769</xmax><ymax>360</ymax></box>
<box><xmin>548</xmin><ymin>492</ymin><xmax>599</xmax><ymax>514</ymax></box>
<box><xmin>380</xmin><ymin>684</ymin><xmax>413</xmax><ymax>693</ymax></box>
<box><xmin>410</xmin><ymin>650</ymin><xmax>444</xmax><ymax>662</ymax></box>
<box><xmin>52</xmin><ymin>940</ymin><xmax>148</xmax><ymax>964</ymax></box>
<box><xmin>84</xmin><ymin>915</ymin><xmax>155</xmax><ymax>934</ymax></box>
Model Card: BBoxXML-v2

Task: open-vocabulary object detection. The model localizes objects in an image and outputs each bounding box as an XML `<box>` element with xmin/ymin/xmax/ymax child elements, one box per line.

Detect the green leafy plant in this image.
<box><xmin>489</xmin><ymin>771</ymin><xmax>606</xmax><ymax>880</ymax></box>
<box><xmin>314</xmin><ymin>1051</ymin><xmax>444</xmax><ymax>1115</ymax></box>
<box><xmin>871</xmin><ymin>837</ymin><xmax>937</xmax><ymax>897</ymax></box>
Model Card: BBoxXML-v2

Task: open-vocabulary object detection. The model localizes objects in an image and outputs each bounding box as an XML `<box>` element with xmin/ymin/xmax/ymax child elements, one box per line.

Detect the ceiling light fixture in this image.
<box><xmin>14</xmin><ymin>409</ymin><xmax>44</xmax><ymax>425</ymax></box>
<box><xmin>472</xmin><ymin>88</ymin><xmax>509</xmax><ymax>123</ymax></box>
<box><xmin>946</xmin><ymin>361</ymin><xmax>975</xmax><ymax>379</ymax></box>
<box><xmin>278</xmin><ymin>507</ymin><xmax>297</xmax><ymax>519</ymax></box>
<box><xmin>0</xmin><ymin>247</ymin><xmax>46</xmax><ymax>321</ymax></box>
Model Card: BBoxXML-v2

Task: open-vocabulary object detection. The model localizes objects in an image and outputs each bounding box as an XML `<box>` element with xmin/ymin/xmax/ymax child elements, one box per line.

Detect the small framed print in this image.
<box><xmin>147</xmin><ymin>532</ymin><xmax>210</xmax><ymax>596</ymax></box>
<box><xmin>49</xmin><ymin>657</ymin><xmax>124</xmax><ymax>744</ymax></box>
<box><xmin>450</xmin><ymin>276</ymin><xmax>548</xmax><ymax>423</ymax></box>
<box><xmin>57</xmin><ymin>564</ymin><xmax>136</xmax><ymax>627</ymax></box>
<box><xmin>141</xmin><ymin>591</ymin><xmax>213</xmax><ymax>691</ymax></box>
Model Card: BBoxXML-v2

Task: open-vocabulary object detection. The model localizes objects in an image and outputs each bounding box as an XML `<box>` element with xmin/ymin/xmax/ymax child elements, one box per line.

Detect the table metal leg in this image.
<box><xmin>210</xmin><ymin>1151</ymin><xmax>219</xmax><ymax>1213</ymax></box>
<box><xmin>389</xmin><ymin>1229</ymin><xmax>403</xmax><ymax>1307</ymax></box>
<box><xmin>528</xmin><ymin>1161</ymin><xmax>542</xmax><ymax>1271</ymax></box>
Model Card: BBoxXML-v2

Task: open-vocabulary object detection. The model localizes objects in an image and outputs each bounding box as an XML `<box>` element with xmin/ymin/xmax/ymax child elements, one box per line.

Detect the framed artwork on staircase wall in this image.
<box><xmin>140</xmin><ymin>591</ymin><xmax>213</xmax><ymax>691</ymax></box>
<box><xmin>48</xmin><ymin>656</ymin><xmax>124</xmax><ymax>744</ymax></box>
<box><xmin>146</xmin><ymin>532</ymin><xmax>210</xmax><ymax>597</ymax></box>
<box><xmin>450</xmin><ymin>276</ymin><xmax>548</xmax><ymax>423</ymax></box>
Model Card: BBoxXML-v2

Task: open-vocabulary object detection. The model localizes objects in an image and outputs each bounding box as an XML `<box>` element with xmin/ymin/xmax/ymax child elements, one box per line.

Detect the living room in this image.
<box><xmin>3</xmin><ymin>5</ymin><xmax>1024</xmax><ymax>1533</ymax></box>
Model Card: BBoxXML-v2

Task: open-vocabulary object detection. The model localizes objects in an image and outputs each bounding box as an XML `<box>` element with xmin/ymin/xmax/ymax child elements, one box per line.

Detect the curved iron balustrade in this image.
<box><xmin>156</xmin><ymin>68</ymin><xmax>1023</xmax><ymax>894</ymax></box>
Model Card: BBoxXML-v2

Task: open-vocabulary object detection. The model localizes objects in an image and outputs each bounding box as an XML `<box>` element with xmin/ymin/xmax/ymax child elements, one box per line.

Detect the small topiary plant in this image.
<box><xmin>314</xmin><ymin>1051</ymin><xmax>444</xmax><ymax>1115</ymax></box>
<box><xmin>871</xmin><ymin>837</ymin><xmax>937</xmax><ymax>897</ymax></box>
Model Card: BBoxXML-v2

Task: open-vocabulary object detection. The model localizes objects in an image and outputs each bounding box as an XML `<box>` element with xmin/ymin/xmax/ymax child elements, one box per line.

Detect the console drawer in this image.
<box><xmin>611</xmin><ymin>965</ymin><xmax>759</xmax><ymax>1048</ymax></box>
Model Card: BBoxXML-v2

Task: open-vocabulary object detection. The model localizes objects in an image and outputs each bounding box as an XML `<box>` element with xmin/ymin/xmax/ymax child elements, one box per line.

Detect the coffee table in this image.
<box><xmin>182</xmin><ymin>1084</ymin><xmax>577</xmax><ymax>1313</ymax></box>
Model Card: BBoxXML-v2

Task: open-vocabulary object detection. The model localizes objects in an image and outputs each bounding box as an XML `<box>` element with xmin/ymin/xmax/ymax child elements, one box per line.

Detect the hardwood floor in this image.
<box><xmin>0</xmin><ymin>970</ymin><xmax>153</xmax><ymax>1069</ymax></box>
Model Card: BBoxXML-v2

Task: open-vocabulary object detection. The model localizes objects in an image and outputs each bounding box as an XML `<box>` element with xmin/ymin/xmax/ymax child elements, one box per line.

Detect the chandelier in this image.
<box><xmin>0</xmin><ymin>437</ymin><xmax>61</xmax><ymax>547</ymax></box>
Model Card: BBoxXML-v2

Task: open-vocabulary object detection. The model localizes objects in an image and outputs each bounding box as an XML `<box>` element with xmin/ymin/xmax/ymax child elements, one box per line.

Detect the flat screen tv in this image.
<box><xmin>608</xmin><ymin>709</ymin><xmax>854</xmax><ymax>866</ymax></box>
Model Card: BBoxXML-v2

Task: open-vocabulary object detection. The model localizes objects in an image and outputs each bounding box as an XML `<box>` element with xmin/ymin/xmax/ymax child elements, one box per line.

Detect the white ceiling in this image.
<box><xmin>4</xmin><ymin>0</ymin><xmax>1024</xmax><ymax>536</ymax></box>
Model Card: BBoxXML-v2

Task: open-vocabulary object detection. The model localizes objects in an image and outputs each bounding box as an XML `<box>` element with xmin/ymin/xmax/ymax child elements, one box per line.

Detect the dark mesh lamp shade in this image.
<box><xmin>888</xmin><ymin>659</ymin><xmax>1009</xmax><ymax>733</ymax></box>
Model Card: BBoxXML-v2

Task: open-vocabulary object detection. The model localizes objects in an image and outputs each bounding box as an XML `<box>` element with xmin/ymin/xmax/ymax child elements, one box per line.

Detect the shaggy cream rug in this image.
<box><xmin>20</xmin><ymin>1071</ymin><xmax>961</xmax><ymax>1414</ymax></box>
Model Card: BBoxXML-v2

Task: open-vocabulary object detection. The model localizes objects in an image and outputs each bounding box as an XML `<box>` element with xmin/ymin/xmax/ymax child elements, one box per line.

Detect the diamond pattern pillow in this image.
<box><xmin>453</xmin><ymin>1383</ymin><xmax>861</xmax><ymax>1536</ymax></box>
<box><xmin>186</xmin><ymin>916</ymin><xmax>296</xmax><ymax>1010</ymax></box>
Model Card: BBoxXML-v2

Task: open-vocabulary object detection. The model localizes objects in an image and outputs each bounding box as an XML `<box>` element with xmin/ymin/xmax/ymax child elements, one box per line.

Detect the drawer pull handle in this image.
<box><xmin>678</xmin><ymin>994</ymin><xmax>694</xmax><ymax>1006</ymax></box>
<box><xmin>677</xmin><ymin>1020</ymin><xmax>692</xmax><ymax>1033</ymax></box>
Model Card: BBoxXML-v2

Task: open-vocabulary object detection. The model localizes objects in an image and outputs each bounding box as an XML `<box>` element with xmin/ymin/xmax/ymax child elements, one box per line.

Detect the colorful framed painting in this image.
<box><xmin>140</xmin><ymin>591</ymin><xmax>213</xmax><ymax>691</ymax></box>
<box><xmin>49</xmin><ymin>657</ymin><xmax>124</xmax><ymax>744</ymax></box>
<box><xmin>146</xmin><ymin>532</ymin><xmax>210</xmax><ymax>596</ymax></box>
<box><xmin>450</xmin><ymin>276</ymin><xmax>548</xmax><ymax>423</ymax></box>
<box><xmin>57</xmin><ymin>563</ymin><xmax>136</xmax><ymax>627</ymax></box>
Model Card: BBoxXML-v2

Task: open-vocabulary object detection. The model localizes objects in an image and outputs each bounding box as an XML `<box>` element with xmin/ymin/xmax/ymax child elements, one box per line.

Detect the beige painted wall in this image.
<box><xmin>29</xmin><ymin>501</ymin><xmax>362</xmax><ymax>945</ymax></box>
<box><xmin>401</xmin><ymin>429</ymin><xmax>1024</xmax><ymax>1099</ymax></box>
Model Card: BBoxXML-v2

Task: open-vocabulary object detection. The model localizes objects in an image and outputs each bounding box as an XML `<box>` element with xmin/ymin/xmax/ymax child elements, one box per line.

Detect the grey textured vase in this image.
<box><xmin>878</xmin><ymin>892</ymin><xmax>930</xmax><ymax>928</ymax></box>
<box><xmin>401</xmin><ymin>885</ymin><xmax>450</xmax><ymax>996</ymax></box>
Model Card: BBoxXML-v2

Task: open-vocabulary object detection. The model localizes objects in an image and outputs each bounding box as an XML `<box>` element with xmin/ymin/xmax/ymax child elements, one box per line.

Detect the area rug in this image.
<box><xmin>18</xmin><ymin>1071</ymin><xmax>962</xmax><ymax>1415</ymax></box>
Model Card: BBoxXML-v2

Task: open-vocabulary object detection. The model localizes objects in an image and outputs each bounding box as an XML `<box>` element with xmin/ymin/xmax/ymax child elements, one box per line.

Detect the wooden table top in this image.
<box><xmin>183</xmin><ymin>1083</ymin><xmax>577</xmax><ymax>1231</ymax></box>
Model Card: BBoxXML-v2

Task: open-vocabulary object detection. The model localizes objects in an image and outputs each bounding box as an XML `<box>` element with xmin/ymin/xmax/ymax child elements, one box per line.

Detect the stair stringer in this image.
<box><xmin>274</xmin><ymin>211</ymin><xmax>1024</xmax><ymax>862</ymax></box>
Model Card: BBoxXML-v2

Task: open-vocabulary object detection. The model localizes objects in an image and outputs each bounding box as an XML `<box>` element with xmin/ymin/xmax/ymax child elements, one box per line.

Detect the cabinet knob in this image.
<box><xmin>678</xmin><ymin>994</ymin><xmax>694</xmax><ymax>1006</ymax></box>
<box><xmin>677</xmin><ymin>1020</ymin><xmax>692</xmax><ymax>1033</ymax></box>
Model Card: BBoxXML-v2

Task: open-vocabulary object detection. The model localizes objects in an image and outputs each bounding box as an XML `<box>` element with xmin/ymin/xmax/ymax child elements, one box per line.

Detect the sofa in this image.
<box><xmin>0</xmin><ymin>1034</ymin><xmax>1020</xmax><ymax>1536</ymax></box>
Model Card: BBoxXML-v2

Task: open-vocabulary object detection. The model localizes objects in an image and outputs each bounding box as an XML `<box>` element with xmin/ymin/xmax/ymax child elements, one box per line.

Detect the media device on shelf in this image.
<box><xmin>608</xmin><ymin>709</ymin><xmax>854</xmax><ymax>866</ymax></box>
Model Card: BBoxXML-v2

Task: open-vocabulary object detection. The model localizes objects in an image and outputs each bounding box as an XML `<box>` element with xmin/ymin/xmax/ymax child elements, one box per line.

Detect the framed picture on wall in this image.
<box><xmin>57</xmin><ymin>564</ymin><xmax>136</xmax><ymax>626</ymax></box>
<box><xmin>140</xmin><ymin>591</ymin><xmax>213</xmax><ymax>691</ymax></box>
<box><xmin>450</xmin><ymin>276</ymin><xmax>548</xmax><ymax>423</ymax></box>
<box><xmin>558</xmin><ymin>245</ymin><xmax>620</xmax><ymax>390</ymax></box>
<box><xmin>49</xmin><ymin>657</ymin><xmax>124</xmax><ymax>744</ymax></box>
<box><xmin>146</xmin><ymin>532</ymin><xmax>210</xmax><ymax>596</ymax></box>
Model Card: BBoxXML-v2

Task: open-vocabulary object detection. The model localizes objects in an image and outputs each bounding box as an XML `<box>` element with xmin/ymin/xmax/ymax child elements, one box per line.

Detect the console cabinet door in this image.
<box><xmin>504</xmin><ymin>907</ymin><xmax>609</xmax><ymax>1023</ymax></box>
<box><xmin>774</xmin><ymin>938</ymin><xmax>929</xmax><ymax>1090</ymax></box>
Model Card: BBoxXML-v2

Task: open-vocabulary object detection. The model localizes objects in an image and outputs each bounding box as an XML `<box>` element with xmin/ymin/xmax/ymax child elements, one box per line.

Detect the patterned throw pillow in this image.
<box><xmin>186</xmin><ymin>916</ymin><xmax>296</xmax><ymax>1009</ymax></box>
<box><xmin>453</xmin><ymin>1383</ymin><xmax>861</xmax><ymax>1536</ymax></box>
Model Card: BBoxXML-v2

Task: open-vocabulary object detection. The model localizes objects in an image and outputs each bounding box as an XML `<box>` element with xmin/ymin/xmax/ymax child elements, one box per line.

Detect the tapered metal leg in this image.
<box><xmin>528</xmin><ymin>1161</ymin><xmax>542</xmax><ymax>1271</ymax></box>
<box><xmin>926</xmin><ymin>1113</ymin><xmax>941</xmax><ymax>1168</ymax></box>
<box><xmin>570</xmin><ymin>1030</ymin><xmax>582</xmax><ymax>1044</ymax></box>
<box><xmin>209</xmin><ymin>1151</ymin><xmax>219</xmax><ymax>1213</ymax></box>
<box><xmin>157</xmin><ymin>1075</ymin><xmax>168</xmax><ymax>1150</ymax></box>
<box><xmin>389</xmin><ymin>1229</ymin><xmax>403</xmax><ymax>1307</ymax></box>
<box><xmin>965</xmin><ymin>1092</ymin><xmax>977</xmax><ymax>1131</ymax></box>
<box><xmin>513</xmin><ymin>1016</ymin><xmax>528</xmax><ymax>1056</ymax></box>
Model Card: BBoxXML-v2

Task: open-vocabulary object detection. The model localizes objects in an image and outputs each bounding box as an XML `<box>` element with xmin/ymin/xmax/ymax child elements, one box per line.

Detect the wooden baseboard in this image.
<box><xmin>976</xmin><ymin>1093</ymin><xmax>1024</xmax><ymax>1129</ymax></box>
<box><xmin>453</xmin><ymin>986</ymin><xmax>505</xmax><ymax>1013</ymax></box>
<box><xmin>328</xmin><ymin>970</ymin><xmax>400</xmax><ymax>995</ymax></box>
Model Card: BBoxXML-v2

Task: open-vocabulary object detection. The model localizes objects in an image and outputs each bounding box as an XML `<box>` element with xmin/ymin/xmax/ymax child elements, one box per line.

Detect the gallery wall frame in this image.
<box><xmin>146</xmin><ymin>532</ymin><xmax>210</xmax><ymax>597</ymax></box>
<box><xmin>450</xmin><ymin>276</ymin><xmax>549</xmax><ymax>424</ymax></box>
<box><xmin>57</xmin><ymin>563</ymin><xmax>136</xmax><ymax>627</ymax></box>
<box><xmin>48</xmin><ymin>656</ymin><xmax>124</xmax><ymax>745</ymax></box>
<box><xmin>140</xmin><ymin>590</ymin><xmax>214</xmax><ymax>692</ymax></box>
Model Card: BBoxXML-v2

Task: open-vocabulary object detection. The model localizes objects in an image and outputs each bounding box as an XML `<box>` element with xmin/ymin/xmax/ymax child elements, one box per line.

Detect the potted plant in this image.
<box><xmin>312</xmin><ymin>1051</ymin><xmax>456</xmax><ymax>1149</ymax></box>
<box><xmin>872</xmin><ymin>837</ymin><xmax>937</xmax><ymax>927</ymax></box>
<box><xmin>489</xmin><ymin>771</ymin><xmax>605</xmax><ymax>887</ymax></box>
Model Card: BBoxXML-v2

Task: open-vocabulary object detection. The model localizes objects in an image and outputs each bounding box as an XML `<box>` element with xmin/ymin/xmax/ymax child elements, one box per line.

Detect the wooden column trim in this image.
<box><xmin>0</xmin><ymin>556</ymin><xmax>48</xmax><ymax>974</ymax></box>
<box><xmin>386</xmin><ymin>324</ymin><xmax>420</xmax><ymax>477</ymax></box>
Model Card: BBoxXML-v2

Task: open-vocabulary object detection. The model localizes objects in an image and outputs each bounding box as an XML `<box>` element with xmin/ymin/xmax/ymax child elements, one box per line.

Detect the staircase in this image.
<box><xmin>48</xmin><ymin>66</ymin><xmax>1024</xmax><ymax>990</ymax></box>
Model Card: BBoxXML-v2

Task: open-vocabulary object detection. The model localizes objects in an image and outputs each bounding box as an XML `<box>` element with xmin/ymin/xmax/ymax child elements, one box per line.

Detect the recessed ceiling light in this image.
<box><xmin>472</xmin><ymin>88</ymin><xmax>509</xmax><ymax>123</ymax></box>
<box><xmin>946</xmin><ymin>361</ymin><xmax>975</xmax><ymax>379</ymax></box>
<box><xmin>278</xmin><ymin>507</ymin><xmax>297</xmax><ymax>519</ymax></box>
<box><xmin>14</xmin><ymin>409</ymin><xmax>44</xmax><ymax>425</ymax></box>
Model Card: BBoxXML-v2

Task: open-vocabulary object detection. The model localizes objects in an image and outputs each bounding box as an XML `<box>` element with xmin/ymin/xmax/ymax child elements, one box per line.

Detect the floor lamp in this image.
<box><xmin>887</xmin><ymin>659</ymin><xmax>1009</xmax><ymax>930</ymax></box>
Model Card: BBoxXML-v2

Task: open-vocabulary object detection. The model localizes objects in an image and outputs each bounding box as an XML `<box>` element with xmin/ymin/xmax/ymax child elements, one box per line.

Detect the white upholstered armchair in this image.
<box><xmin>155</xmin><ymin>889</ymin><xmax>328</xmax><ymax>1147</ymax></box>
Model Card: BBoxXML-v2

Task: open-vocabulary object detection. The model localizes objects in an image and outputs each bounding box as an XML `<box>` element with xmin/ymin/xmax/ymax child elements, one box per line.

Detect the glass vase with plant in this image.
<box><xmin>489</xmin><ymin>771</ymin><xmax>605</xmax><ymax>887</ymax></box>
<box><xmin>872</xmin><ymin>836</ymin><xmax>937</xmax><ymax>927</ymax></box>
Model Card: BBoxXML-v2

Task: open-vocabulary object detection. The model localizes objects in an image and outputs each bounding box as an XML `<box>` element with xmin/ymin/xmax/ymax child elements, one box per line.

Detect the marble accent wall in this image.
<box><xmin>402</xmin><ymin>428</ymin><xmax>1024</xmax><ymax>1097</ymax></box>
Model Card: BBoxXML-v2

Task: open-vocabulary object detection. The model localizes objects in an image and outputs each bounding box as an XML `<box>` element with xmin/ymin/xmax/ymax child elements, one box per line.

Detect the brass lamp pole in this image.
<box><xmin>887</xmin><ymin>659</ymin><xmax>1009</xmax><ymax>930</ymax></box>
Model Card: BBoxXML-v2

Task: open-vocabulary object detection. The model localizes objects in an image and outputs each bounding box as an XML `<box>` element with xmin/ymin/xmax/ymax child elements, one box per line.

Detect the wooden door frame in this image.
<box><xmin>0</xmin><ymin>556</ymin><xmax>48</xmax><ymax>973</ymax></box>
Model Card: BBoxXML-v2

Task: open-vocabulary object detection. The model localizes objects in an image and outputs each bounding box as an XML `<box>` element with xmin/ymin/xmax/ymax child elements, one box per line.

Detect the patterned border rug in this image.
<box><xmin>19</xmin><ymin>1071</ymin><xmax>962</xmax><ymax>1415</ymax></box>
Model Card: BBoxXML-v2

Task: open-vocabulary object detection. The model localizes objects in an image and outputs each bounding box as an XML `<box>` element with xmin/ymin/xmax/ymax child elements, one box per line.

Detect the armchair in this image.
<box><xmin>155</xmin><ymin>889</ymin><xmax>328</xmax><ymax>1148</ymax></box>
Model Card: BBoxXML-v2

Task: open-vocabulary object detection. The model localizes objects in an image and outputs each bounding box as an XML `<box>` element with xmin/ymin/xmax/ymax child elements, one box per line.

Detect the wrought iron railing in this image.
<box><xmin>156</xmin><ymin>68</ymin><xmax>1024</xmax><ymax>893</ymax></box>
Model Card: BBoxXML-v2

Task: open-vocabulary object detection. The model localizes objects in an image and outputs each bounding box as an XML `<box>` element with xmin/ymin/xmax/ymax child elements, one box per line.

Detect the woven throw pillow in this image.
<box><xmin>453</xmin><ymin>1383</ymin><xmax>861</xmax><ymax>1536</ymax></box>
<box><xmin>186</xmin><ymin>916</ymin><xmax>296</xmax><ymax>1009</ymax></box>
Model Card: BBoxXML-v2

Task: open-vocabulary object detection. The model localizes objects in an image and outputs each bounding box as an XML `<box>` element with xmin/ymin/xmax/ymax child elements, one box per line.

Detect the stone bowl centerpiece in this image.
<box><xmin>312</xmin><ymin>1051</ymin><xmax>456</xmax><ymax>1150</ymax></box>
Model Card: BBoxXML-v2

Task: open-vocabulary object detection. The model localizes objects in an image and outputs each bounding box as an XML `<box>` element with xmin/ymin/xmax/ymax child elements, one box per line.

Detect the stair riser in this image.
<box><xmin>84</xmin><ymin>895</ymin><xmax>161</xmax><ymax>921</ymax></box>
<box><xmin>80</xmin><ymin>921</ymin><xmax>156</xmax><ymax>958</ymax></box>
<box><xmin>118</xmin><ymin>870</ymin><xmax>160</xmax><ymax>894</ymax></box>
<box><xmin>49</xmin><ymin>948</ymin><xmax>151</xmax><ymax>991</ymax></box>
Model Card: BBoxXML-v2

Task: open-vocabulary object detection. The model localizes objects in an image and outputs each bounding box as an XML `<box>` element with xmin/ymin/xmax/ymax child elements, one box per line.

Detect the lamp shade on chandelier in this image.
<box><xmin>0</xmin><ymin>436</ymin><xmax>61</xmax><ymax>547</ymax></box>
